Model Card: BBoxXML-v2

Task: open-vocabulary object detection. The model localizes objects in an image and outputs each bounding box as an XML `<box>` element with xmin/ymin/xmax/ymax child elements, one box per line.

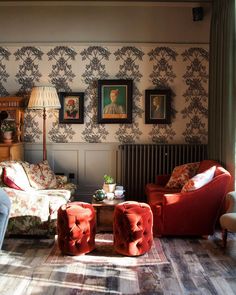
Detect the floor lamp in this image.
<box><xmin>28</xmin><ymin>86</ymin><xmax>61</xmax><ymax>161</ymax></box>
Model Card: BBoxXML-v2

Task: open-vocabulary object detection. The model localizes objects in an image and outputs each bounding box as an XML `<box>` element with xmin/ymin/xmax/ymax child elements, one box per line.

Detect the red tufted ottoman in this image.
<box><xmin>113</xmin><ymin>201</ymin><xmax>153</xmax><ymax>256</ymax></box>
<box><xmin>57</xmin><ymin>202</ymin><xmax>96</xmax><ymax>255</ymax></box>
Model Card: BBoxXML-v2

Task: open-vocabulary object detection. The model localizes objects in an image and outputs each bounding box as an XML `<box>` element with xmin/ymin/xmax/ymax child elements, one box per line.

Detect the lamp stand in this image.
<box><xmin>43</xmin><ymin>107</ymin><xmax>47</xmax><ymax>161</ymax></box>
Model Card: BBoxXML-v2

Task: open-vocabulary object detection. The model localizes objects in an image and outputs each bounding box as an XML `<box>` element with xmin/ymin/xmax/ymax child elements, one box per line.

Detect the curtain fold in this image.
<box><xmin>208</xmin><ymin>0</ymin><xmax>236</xmax><ymax>188</ymax></box>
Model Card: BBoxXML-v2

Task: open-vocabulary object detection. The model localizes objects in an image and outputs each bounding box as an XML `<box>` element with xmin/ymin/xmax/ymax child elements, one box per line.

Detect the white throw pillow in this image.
<box><xmin>3</xmin><ymin>162</ymin><xmax>32</xmax><ymax>191</ymax></box>
<box><xmin>181</xmin><ymin>166</ymin><xmax>216</xmax><ymax>192</ymax></box>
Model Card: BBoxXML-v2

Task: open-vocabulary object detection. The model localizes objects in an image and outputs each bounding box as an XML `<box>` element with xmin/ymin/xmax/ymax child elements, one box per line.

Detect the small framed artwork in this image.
<box><xmin>97</xmin><ymin>79</ymin><xmax>133</xmax><ymax>124</ymax></box>
<box><xmin>145</xmin><ymin>89</ymin><xmax>171</xmax><ymax>124</ymax></box>
<box><xmin>59</xmin><ymin>92</ymin><xmax>84</xmax><ymax>124</ymax></box>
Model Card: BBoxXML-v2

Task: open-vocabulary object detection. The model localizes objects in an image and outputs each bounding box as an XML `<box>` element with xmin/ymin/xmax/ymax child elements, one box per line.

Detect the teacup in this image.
<box><xmin>116</xmin><ymin>185</ymin><xmax>124</xmax><ymax>190</ymax></box>
<box><xmin>106</xmin><ymin>192</ymin><xmax>115</xmax><ymax>200</ymax></box>
<box><xmin>114</xmin><ymin>189</ymin><xmax>124</xmax><ymax>198</ymax></box>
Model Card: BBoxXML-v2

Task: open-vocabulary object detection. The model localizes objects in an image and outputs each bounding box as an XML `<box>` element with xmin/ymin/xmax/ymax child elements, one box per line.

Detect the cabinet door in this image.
<box><xmin>0</xmin><ymin>146</ymin><xmax>10</xmax><ymax>161</ymax></box>
<box><xmin>10</xmin><ymin>144</ymin><xmax>24</xmax><ymax>161</ymax></box>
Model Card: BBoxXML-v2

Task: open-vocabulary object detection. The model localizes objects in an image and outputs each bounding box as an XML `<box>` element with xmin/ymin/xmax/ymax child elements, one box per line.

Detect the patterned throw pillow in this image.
<box><xmin>181</xmin><ymin>166</ymin><xmax>216</xmax><ymax>192</ymax></box>
<box><xmin>3</xmin><ymin>162</ymin><xmax>32</xmax><ymax>191</ymax></box>
<box><xmin>0</xmin><ymin>161</ymin><xmax>22</xmax><ymax>187</ymax></box>
<box><xmin>165</xmin><ymin>162</ymin><xmax>200</xmax><ymax>189</ymax></box>
<box><xmin>22</xmin><ymin>160</ymin><xmax>57</xmax><ymax>190</ymax></box>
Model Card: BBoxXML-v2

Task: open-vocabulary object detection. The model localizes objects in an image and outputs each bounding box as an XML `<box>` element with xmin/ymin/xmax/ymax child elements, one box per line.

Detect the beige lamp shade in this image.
<box><xmin>28</xmin><ymin>86</ymin><xmax>61</xmax><ymax>109</ymax></box>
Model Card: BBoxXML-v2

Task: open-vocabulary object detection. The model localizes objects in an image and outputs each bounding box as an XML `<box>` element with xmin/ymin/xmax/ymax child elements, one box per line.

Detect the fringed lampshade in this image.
<box><xmin>28</xmin><ymin>86</ymin><xmax>61</xmax><ymax>161</ymax></box>
<box><xmin>28</xmin><ymin>86</ymin><xmax>61</xmax><ymax>110</ymax></box>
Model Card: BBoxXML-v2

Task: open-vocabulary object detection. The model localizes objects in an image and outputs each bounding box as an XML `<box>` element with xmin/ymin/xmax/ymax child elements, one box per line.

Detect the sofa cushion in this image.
<box><xmin>165</xmin><ymin>162</ymin><xmax>200</xmax><ymax>189</ymax></box>
<box><xmin>22</xmin><ymin>160</ymin><xmax>57</xmax><ymax>190</ymax></box>
<box><xmin>3</xmin><ymin>162</ymin><xmax>32</xmax><ymax>191</ymax></box>
<box><xmin>38</xmin><ymin>189</ymin><xmax>71</xmax><ymax>220</ymax></box>
<box><xmin>0</xmin><ymin>161</ymin><xmax>22</xmax><ymax>187</ymax></box>
<box><xmin>3</xmin><ymin>187</ymin><xmax>50</xmax><ymax>221</ymax></box>
<box><xmin>181</xmin><ymin>166</ymin><xmax>216</xmax><ymax>192</ymax></box>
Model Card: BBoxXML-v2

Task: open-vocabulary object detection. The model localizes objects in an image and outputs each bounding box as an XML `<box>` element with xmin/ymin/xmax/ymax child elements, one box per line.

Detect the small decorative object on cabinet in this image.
<box><xmin>0</xmin><ymin>96</ymin><xmax>25</xmax><ymax>161</ymax></box>
<box><xmin>1</xmin><ymin>119</ymin><xmax>15</xmax><ymax>143</ymax></box>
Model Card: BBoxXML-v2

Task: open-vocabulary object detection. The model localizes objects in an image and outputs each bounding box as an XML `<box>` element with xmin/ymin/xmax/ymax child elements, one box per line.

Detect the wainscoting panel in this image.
<box><xmin>77</xmin><ymin>144</ymin><xmax>118</xmax><ymax>196</ymax></box>
<box><xmin>24</xmin><ymin>143</ymin><xmax>119</xmax><ymax>197</ymax></box>
<box><xmin>24</xmin><ymin>148</ymin><xmax>45</xmax><ymax>164</ymax></box>
<box><xmin>51</xmin><ymin>150</ymin><xmax>78</xmax><ymax>180</ymax></box>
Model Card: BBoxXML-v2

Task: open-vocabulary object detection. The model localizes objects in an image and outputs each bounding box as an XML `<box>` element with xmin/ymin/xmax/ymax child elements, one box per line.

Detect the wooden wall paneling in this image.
<box><xmin>24</xmin><ymin>143</ymin><xmax>119</xmax><ymax>198</ymax></box>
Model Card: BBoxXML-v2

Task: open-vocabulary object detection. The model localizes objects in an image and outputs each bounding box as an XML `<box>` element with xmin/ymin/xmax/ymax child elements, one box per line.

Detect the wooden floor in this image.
<box><xmin>0</xmin><ymin>231</ymin><xmax>236</xmax><ymax>295</ymax></box>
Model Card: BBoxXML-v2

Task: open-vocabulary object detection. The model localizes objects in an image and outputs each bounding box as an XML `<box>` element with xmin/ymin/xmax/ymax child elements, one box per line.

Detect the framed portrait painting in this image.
<box><xmin>145</xmin><ymin>89</ymin><xmax>171</xmax><ymax>124</ymax></box>
<box><xmin>59</xmin><ymin>92</ymin><xmax>84</xmax><ymax>124</ymax></box>
<box><xmin>97</xmin><ymin>79</ymin><xmax>133</xmax><ymax>124</ymax></box>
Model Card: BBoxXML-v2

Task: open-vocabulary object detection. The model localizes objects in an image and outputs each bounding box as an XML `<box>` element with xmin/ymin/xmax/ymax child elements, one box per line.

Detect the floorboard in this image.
<box><xmin>0</xmin><ymin>231</ymin><xmax>235</xmax><ymax>295</ymax></box>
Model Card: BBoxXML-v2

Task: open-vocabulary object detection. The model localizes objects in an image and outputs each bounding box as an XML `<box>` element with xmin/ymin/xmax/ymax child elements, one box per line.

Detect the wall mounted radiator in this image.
<box><xmin>118</xmin><ymin>144</ymin><xmax>208</xmax><ymax>202</ymax></box>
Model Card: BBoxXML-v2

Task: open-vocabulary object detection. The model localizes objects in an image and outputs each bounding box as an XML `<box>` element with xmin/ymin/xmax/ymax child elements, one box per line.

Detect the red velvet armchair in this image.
<box><xmin>146</xmin><ymin>160</ymin><xmax>231</xmax><ymax>237</ymax></box>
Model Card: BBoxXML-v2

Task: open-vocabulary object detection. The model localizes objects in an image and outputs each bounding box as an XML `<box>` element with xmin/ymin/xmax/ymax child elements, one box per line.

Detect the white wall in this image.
<box><xmin>0</xmin><ymin>2</ymin><xmax>211</xmax><ymax>43</ymax></box>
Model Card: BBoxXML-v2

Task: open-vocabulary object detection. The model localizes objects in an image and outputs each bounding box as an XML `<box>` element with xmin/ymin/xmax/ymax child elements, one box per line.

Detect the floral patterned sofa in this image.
<box><xmin>0</xmin><ymin>160</ymin><xmax>77</xmax><ymax>236</ymax></box>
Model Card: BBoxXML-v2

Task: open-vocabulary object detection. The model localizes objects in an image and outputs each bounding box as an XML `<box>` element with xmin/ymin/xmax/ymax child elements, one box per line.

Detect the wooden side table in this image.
<box><xmin>92</xmin><ymin>198</ymin><xmax>124</xmax><ymax>232</ymax></box>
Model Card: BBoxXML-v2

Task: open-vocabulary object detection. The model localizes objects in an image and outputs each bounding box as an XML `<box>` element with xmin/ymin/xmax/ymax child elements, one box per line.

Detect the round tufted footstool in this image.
<box><xmin>57</xmin><ymin>202</ymin><xmax>96</xmax><ymax>255</ymax></box>
<box><xmin>113</xmin><ymin>201</ymin><xmax>153</xmax><ymax>256</ymax></box>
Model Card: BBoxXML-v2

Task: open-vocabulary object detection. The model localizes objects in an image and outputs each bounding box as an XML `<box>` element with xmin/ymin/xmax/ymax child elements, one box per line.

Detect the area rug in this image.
<box><xmin>44</xmin><ymin>233</ymin><xmax>168</xmax><ymax>267</ymax></box>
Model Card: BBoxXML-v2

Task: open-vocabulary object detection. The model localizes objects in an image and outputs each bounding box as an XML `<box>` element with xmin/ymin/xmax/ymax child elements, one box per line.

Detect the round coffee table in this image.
<box><xmin>92</xmin><ymin>198</ymin><xmax>124</xmax><ymax>232</ymax></box>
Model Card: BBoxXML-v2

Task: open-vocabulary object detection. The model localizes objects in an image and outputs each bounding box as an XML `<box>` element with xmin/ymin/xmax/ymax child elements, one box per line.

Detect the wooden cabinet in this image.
<box><xmin>0</xmin><ymin>96</ymin><xmax>25</xmax><ymax>161</ymax></box>
<box><xmin>0</xmin><ymin>96</ymin><xmax>25</xmax><ymax>142</ymax></box>
<box><xmin>0</xmin><ymin>142</ymin><xmax>24</xmax><ymax>161</ymax></box>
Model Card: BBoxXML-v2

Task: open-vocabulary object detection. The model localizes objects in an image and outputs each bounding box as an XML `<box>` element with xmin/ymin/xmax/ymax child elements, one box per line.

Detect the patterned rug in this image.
<box><xmin>45</xmin><ymin>233</ymin><xmax>168</xmax><ymax>267</ymax></box>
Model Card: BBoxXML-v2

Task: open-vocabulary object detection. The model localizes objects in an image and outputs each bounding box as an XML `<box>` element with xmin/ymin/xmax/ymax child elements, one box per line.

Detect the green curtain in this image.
<box><xmin>208</xmin><ymin>0</ymin><xmax>236</xmax><ymax>188</ymax></box>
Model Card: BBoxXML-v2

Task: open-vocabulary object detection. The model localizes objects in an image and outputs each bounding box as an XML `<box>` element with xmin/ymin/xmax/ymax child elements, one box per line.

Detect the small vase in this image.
<box><xmin>103</xmin><ymin>183</ymin><xmax>116</xmax><ymax>193</ymax></box>
<box><xmin>3</xmin><ymin>131</ymin><xmax>13</xmax><ymax>143</ymax></box>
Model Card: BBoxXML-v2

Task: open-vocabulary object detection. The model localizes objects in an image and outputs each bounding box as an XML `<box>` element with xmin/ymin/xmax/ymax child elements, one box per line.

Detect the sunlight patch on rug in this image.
<box><xmin>45</xmin><ymin>233</ymin><xmax>168</xmax><ymax>267</ymax></box>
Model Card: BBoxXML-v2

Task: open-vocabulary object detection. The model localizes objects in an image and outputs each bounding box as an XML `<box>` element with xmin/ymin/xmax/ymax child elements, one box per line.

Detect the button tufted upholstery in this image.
<box><xmin>57</xmin><ymin>202</ymin><xmax>96</xmax><ymax>255</ymax></box>
<box><xmin>113</xmin><ymin>201</ymin><xmax>153</xmax><ymax>256</ymax></box>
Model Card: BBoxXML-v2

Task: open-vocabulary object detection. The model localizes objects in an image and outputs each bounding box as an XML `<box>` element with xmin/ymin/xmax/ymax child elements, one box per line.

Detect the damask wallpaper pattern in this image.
<box><xmin>0</xmin><ymin>44</ymin><xmax>209</xmax><ymax>144</ymax></box>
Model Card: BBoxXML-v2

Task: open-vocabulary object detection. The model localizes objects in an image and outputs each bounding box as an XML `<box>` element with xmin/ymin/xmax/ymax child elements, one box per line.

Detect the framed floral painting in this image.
<box><xmin>59</xmin><ymin>92</ymin><xmax>84</xmax><ymax>124</ymax></box>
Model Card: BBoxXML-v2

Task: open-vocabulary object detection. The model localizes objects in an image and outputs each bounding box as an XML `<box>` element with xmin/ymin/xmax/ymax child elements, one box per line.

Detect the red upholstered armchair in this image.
<box><xmin>146</xmin><ymin>160</ymin><xmax>231</xmax><ymax>237</ymax></box>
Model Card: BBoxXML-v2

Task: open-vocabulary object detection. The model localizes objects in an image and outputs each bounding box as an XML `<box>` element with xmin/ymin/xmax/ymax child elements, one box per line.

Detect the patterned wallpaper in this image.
<box><xmin>0</xmin><ymin>44</ymin><xmax>209</xmax><ymax>144</ymax></box>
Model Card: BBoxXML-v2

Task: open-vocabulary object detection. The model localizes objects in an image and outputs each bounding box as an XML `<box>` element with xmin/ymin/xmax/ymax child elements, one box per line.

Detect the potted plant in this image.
<box><xmin>103</xmin><ymin>174</ymin><xmax>116</xmax><ymax>193</ymax></box>
<box><xmin>1</xmin><ymin>120</ymin><xmax>15</xmax><ymax>143</ymax></box>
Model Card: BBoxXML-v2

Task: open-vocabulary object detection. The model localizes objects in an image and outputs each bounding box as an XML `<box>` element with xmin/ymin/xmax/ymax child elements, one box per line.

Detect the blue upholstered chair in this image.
<box><xmin>0</xmin><ymin>188</ymin><xmax>11</xmax><ymax>249</ymax></box>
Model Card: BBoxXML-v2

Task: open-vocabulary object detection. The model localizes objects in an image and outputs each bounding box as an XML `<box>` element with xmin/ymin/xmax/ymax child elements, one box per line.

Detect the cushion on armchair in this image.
<box><xmin>22</xmin><ymin>160</ymin><xmax>57</xmax><ymax>190</ymax></box>
<box><xmin>181</xmin><ymin>166</ymin><xmax>216</xmax><ymax>192</ymax></box>
<box><xmin>165</xmin><ymin>162</ymin><xmax>200</xmax><ymax>189</ymax></box>
<box><xmin>3</xmin><ymin>162</ymin><xmax>32</xmax><ymax>191</ymax></box>
<box><xmin>0</xmin><ymin>161</ymin><xmax>22</xmax><ymax>187</ymax></box>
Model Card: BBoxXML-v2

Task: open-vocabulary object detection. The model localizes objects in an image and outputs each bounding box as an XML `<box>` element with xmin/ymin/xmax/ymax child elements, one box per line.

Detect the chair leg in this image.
<box><xmin>222</xmin><ymin>229</ymin><xmax>228</xmax><ymax>248</ymax></box>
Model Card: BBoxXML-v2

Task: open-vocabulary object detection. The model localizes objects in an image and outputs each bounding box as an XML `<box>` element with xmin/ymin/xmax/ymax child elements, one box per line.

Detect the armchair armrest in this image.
<box><xmin>56</xmin><ymin>175</ymin><xmax>68</xmax><ymax>185</ymax></box>
<box><xmin>225</xmin><ymin>191</ymin><xmax>236</xmax><ymax>213</ymax></box>
<box><xmin>156</xmin><ymin>174</ymin><xmax>171</xmax><ymax>186</ymax></box>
